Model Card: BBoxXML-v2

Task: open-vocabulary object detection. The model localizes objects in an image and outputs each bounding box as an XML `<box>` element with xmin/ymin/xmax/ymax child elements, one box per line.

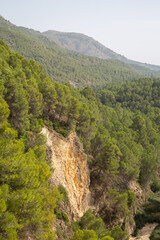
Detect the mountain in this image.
<box><xmin>0</xmin><ymin>15</ymin><xmax>144</xmax><ymax>88</ymax></box>
<box><xmin>43</xmin><ymin>30</ymin><xmax>127</xmax><ymax>61</ymax></box>
<box><xmin>1</xmin><ymin>41</ymin><xmax>160</xmax><ymax>239</ymax></box>
<box><xmin>43</xmin><ymin>30</ymin><xmax>160</xmax><ymax>75</ymax></box>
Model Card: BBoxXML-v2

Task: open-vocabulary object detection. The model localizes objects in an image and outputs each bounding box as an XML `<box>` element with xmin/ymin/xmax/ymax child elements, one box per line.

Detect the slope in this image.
<box><xmin>1</xmin><ymin>41</ymin><xmax>160</xmax><ymax>240</ymax></box>
<box><xmin>0</xmin><ymin>15</ymin><xmax>142</xmax><ymax>87</ymax></box>
<box><xmin>43</xmin><ymin>30</ymin><xmax>126</xmax><ymax>61</ymax></box>
<box><xmin>43</xmin><ymin>30</ymin><xmax>160</xmax><ymax>76</ymax></box>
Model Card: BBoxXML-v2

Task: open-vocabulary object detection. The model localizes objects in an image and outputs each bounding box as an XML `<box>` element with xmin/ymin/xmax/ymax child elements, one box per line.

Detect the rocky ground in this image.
<box><xmin>130</xmin><ymin>223</ymin><xmax>157</xmax><ymax>240</ymax></box>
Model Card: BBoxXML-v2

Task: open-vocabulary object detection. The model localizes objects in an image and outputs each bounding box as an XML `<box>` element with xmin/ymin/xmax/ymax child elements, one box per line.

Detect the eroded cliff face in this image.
<box><xmin>42</xmin><ymin>126</ymin><xmax>90</xmax><ymax>219</ymax></box>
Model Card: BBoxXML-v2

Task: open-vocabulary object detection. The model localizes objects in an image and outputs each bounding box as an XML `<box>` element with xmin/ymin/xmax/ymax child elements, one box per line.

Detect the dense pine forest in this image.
<box><xmin>0</xmin><ymin>34</ymin><xmax>160</xmax><ymax>239</ymax></box>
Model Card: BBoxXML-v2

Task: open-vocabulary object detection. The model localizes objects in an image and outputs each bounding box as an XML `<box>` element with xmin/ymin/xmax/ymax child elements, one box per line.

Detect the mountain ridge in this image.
<box><xmin>43</xmin><ymin>29</ymin><xmax>160</xmax><ymax>73</ymax></box>
<box><xmin>43</xmin><ymin>30</ymin><xmax>127</xmax><ymax>61</ymax></box>
<box><xmin>0</xmin><ymin>15</ymin><xmax>144</xmax><ymax>88</ymax></box>
<box><xmin>1</xmin><ymin>14</ymin><xmax>160</xmax><ymax>74</ymax></box>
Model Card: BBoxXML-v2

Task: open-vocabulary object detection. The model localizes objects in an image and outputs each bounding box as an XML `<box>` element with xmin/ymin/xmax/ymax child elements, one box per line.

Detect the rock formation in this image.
<box><xmin>42</xmin><ymin>126</ymin><xmax>90</xmax><ymax>219</ymax></box>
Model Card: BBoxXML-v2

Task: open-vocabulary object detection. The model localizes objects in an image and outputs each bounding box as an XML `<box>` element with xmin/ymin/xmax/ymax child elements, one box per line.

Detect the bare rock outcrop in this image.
<box><xmin>42</xmin><ymin>126</ymin><xmax>90</xmax><ymax>219</ymax></box>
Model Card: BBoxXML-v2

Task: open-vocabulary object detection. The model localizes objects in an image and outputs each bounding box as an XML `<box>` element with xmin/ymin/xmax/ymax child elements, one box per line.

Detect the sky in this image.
<box><xmin>1</xmin><ymin>0</ymin><xmax>160</xmax><ymax>65</ymax></box>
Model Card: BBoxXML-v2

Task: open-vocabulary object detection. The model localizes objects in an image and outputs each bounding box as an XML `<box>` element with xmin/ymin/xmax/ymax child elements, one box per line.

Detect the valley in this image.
<box><xmin>0</xmin><ymin>16</ymin><xmax>160</xmax><ymax>240</ymax></box>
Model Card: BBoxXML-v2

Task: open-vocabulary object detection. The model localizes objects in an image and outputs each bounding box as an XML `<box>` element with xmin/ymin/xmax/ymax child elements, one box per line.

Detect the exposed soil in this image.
<box><xmin>130</xmin><ymin>223</ymin><xmax>157</xmax><ymax>240</ymax></box>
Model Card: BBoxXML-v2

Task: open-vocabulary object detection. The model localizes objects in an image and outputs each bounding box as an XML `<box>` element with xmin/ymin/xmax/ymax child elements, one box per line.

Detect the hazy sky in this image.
<box><xmin>1</xmin><ymin>0</ymin><xmax>160</xmax><ymax>65</ymax></box>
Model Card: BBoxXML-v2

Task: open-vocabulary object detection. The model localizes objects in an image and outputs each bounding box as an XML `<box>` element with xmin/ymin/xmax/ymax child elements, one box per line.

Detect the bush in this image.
<box><xmin>128</xmin><ymin>190</ymin><xmax>135</xmax><ymax>207</ymax></box>
<box><xmin>53</xmin><ymin>121</ymin><xmax>70</xmax><ymax>137</ymax></box>
<box><xmin>44</xmin><ymin>119</ymin><xmax>53</xmax><ymax>129</ymax></box>
<box><xmin>71</xmin><ymin>221</ymin><xmax>80</xmax><ymax>232</ymax></box>
<box><xmin>58</xmin><ymin>185</ymin><xmax>69</xmax><ymax>205</ymax></box>
<box><xmin>54</xmin><ymin>208</ymin><xmax>62</xmax><ymax>219</ymax></box>
<box><xmin>150</xmin><ymin>224</ymin><xmax>160</xmax><ymax>240</ymax></box>
<box><xmin>111</xmin><ymin>226</ymin><xmax>128</xmax><ymax>240</ymax></box>
<box><xmin>101</xmin><ymin>237</ymin><xmax>114</xmax><ymax>240</ymax></box>
<box><xmin>62</xmin><ymin>211</ymin><xmax>69</xmax><ymax>223</ymax></box>
<box><xmin>151</xmin><ymin>180</ymin><xmax>160</xmax><ymax>193</ymax></box>
<box><xmin>56</xmin><ymin>227</ymin><xmax>63</xmax><ymax>238</ymax></box>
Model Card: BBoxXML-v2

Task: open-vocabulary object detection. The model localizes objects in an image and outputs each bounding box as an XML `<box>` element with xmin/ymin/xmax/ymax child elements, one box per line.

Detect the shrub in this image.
<box><xmin>151</xmin><ymin>180</ymin><xmax>160</xmax><ymax>193</ymax></box>
<box><xmin>71</xmin><ymin>221</ymin><xmax>80</xmax><ymax>232</ymax></box>
<box><xmin>58</xmin><ymin>185</ymin><xmax>69</xmax><ymax>205</ymax></box>
<box><xmin>62</xmin><ymin>211</ymin><xmax>69</xmax><ymax>223</ymax></box>
<box><xmin>150</xmin><ymin>224</ymin><xmax>160</xmax><ymax>240</ymax></box>
<box><xmin>127</xmin><ymin>190</ymin><xmax>135</xmax><ymax>207</ymax></box>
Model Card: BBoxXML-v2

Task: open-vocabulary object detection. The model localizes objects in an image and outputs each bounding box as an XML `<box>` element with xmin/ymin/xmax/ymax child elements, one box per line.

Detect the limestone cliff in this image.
<box><xmin>42</xmin><ymin>126</ymin><xmax>90</xmax><ymax>219</ymax></box>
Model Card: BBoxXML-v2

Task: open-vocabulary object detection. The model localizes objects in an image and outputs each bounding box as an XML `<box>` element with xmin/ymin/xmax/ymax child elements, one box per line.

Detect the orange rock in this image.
<box><xmin>42</xmin><ymin>126</ymin><xmax>90</xmax><ymax>219</ymax></box>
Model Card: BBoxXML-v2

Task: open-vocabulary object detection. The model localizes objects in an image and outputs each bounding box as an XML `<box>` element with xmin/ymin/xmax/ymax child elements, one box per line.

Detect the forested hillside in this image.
<box><xmin>1</xmin><ymin>40</ymin><xmax>160</xmax><ymax>239</ymax></box>
<box><xmin>43</xmin><ymin>30</ymin><xmax>160</xmax><ymax>76</ymax></box>
<box><xmin>43</xmin><ymin>30</ymin><xmax>126</xmax><ymax>60</ymax></box>
<box><xmin>0</xmin><ymin>15</ymin><xmax>154</xmax><ymax>88</ymax></box>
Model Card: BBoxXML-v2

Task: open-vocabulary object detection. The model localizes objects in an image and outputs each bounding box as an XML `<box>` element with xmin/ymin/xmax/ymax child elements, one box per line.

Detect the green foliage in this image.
<box><xmin>151</xmin><ymin>180</ymin><xmax>160</xmax><ymax>193</ymax></box>
<box><xmin>56</xmin><ymin>227</ymin><xmax>63</xmax><ymax>239</ymax></box>
<box><xmin>111</xmin><ymin>226</ymin><xmax>128</xmax><ymax>240</ymax></box>
<box><xmin>97</xmin><ymin>78</ymin><xmax>160</xmax><ymax>114</ymax></box>
<box><xmin>96</xmin><ymin>78</ymin><xmax>160</xmax><ymax>186</ymax></box>
<box><xmin>139</xmin><ymin>144</ymin><xmax>158</xmax><ymax>202</ymax></box>
<box><xmin>150</xmin><ymin>225</ymin><xmax>160</xmax><ymax>240</ymax></box>
<box><xmin>1</xmin><ymin>40</ymin><xmax>160</xmax><ymax>240</ymax></box>
<box><xmin>134</xmin><ymin>210</ymin><xmax>146</xmax><ymax>233</ymax></box>
<box><xmin>43</xmin><ymin>30</ymin><xmax>160</xmax><ymax>77</ymax></box>
<box><xmin>95</xmin><ymin>140</ymin><xmax>121</xmax><ymax>177</ymax></box>
<box><xmin>62</xmin><ymin>211</ymin><xmax>69</xmax><ymax>223</ymax></box>
<box><xmin>54</xmin><ymin>209</ymin><xmax>69</xmax><ymax>223</ymax></box>
<box><xmin>100</xmin><ymin>190</ymin><xmax>129</xmax><ymax>225</ymax></box>
<box><xmin>127</xmin><ymin>190</ymin><xmax>135</xmax><ymax>207</ymax></box>
<box><xmin>0</xmin><ymin>121</ymin><xmax>60</xmax><ymax>239</ymax></box>
<box><xmin>101</xmin><ymin>237</ymin><xmax>114</xmax><ymax>240</ymax></box>
<box><xmin>0</xmin><ymin>42</ymin><xmax>64</xmax><ymax>239</ymax></box>
<box><xmin>134</xmin><ymin>195</ymin><xmax>160</xmax><ymax>236</ymax></box>
<box><xmin>0</xmin><ymin>185</ymin><xmax>18</xmax><ymax>240</ymax></box>
<box><xmin>71</xmin><ymin>221</ymin><xmax>80</xmax><ymax>232</ymax></box>
<box><xmin>53</xmin><ymin>121</ymin><xmax>70</xmax><ymax>137</ymax></box>
<box><xmin>0</xmin><ymin>41</ymin><xmax>98</xmax><ymax>146</ymax></box>
<box><xmin>79</xmin><ymin>210</ymin><xmax>112</xmax><ymax>239</ymax></box>
<box><xmin>70</xmin><ymin>210</ymin><xmax>128</xmax><ymax>240</ymax></box>
<box><xmin>54</xmin><ymin>209</ymin><xmax>63</xmax><ymax>219</ymax></box>
<box><xmin>80</xmin><ymin>209</ymin><xmax>96</xmax><ymax>229</ymax></box>
<box><xmin>0</xmin><ymin>95</ymin><xmax>10</xmax><ymax>129</ymax></box>
<box><xmin>70</xmin><ymin>229</ymin><xmax>98</xmax><ymax>240</ymax></box>
<box><xmin>58</xmin><ymin>185</ymin><xmax>69</xmax><ymax>205</ymax></box>
<box><xmin>0</xmin><ymin>18</ymin><xmax>143</xmax><ymax>89</ymax></box>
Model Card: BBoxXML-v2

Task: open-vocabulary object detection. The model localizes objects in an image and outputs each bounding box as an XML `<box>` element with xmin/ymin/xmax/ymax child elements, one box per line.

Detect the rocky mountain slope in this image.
<box><xmin>42</xmin><ymin>126</ymin><xmax>90</xmax><ymax>219</ymax></box>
